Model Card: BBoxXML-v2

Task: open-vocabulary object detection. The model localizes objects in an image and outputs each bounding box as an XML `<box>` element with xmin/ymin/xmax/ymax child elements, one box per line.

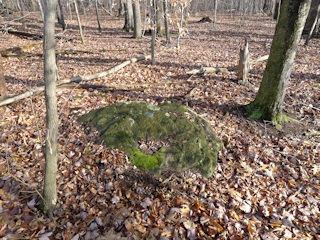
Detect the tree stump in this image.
<box><xmin>237</xmin><ymin>38</ymin><xmax>250</xmax><ymax>83</ymax></box>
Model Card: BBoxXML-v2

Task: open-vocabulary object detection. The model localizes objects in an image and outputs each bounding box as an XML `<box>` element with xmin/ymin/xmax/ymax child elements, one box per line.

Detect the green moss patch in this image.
<box><xmin>78</xmin><ymin>102</ymin><xmax>222</xmax><ymax>177</ymax></box>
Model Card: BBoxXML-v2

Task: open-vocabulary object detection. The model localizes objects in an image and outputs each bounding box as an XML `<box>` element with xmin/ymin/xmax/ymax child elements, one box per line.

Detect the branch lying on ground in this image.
<box><xmin>187</xmin><ymin>55</ymin><xmax>269</xmax><ymax>75</ymax></box>
<box><xmin>0</xmin><ymin>54</ymin><xmax>152</xmax><ymax>107</ymax></box>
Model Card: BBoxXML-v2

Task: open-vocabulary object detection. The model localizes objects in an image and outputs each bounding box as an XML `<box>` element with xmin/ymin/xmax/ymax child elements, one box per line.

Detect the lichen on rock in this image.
<box><xmin>78</xmin><ymin>101</ymin><xmax>221</xmax><ymax>177</ymax></box>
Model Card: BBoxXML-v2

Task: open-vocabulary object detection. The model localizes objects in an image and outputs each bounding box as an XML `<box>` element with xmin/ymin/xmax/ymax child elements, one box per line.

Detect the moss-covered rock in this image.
<box><xmin>78</xmin><ymin>102</ymin><xmax>222</xmax><ymax>177</ymax></box>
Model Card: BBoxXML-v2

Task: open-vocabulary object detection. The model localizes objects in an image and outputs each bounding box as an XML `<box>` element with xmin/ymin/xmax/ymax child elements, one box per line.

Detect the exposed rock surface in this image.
<box><xmin>78</xmin><ymin>102</ymin><xmax>221</xmax><ymax>177</ymax></box>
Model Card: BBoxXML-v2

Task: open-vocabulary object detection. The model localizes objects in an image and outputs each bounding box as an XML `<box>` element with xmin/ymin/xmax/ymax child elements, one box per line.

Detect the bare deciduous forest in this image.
<box><xmin>0</xmin><ymin>0</ymin><xmax>319</xmax><ymax>239</ymax></box>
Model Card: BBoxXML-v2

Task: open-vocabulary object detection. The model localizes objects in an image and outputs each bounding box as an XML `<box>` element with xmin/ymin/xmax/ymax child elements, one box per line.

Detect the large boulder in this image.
<box><xmin>78</xmin><ymin>102</ymin><xmax>221</xmax><ymax>177</ymax></box>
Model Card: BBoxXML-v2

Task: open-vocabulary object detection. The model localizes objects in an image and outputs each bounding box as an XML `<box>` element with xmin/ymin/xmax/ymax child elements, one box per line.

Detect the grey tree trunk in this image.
<box><xmin>156</xmin><ymin>0</ymin><xmax>165</xmax><ymax>36</ymax></box>
<box><xmin>118</xmin><ymin>0</ymin><xmax>125</xmax><ymax>16</ymax></box>
<box><xmin>263</xmin><ymin>0</ymin><xmax>275</xmax><ymax>16</ymax></box>
<box><xmin>213</xmin><ymin>0</ymin><xmax>218</xmax><ymax>27</ymax></box>
<box><xmin>305</xmin><ymin>2</ymin><xmax>320</xmax><ymax>45</ymax></box>
<box><xmin>133</xmin><ymin>0</ymin><xmax>142</xmax><ymax>38</ymax></box>
<box><xmin>304</xmin><ymin>0</ymin><xmax>320</xmax><ymax>34</ymax></box>
<box><xmin>163</xmin><ymin>0</ymin><xmax>170</xmax><ymax>44</ymax></box>
<box><xmin>123</xmin><ymin>0</ymin><xmax>134</xmax><ymax>31</ymax></box>
<box><xmin>95</xmin><ymin>0</ymin><xmax>102</xmax><ymax>32</ymax></box>
<box><xmin>151</xmin><ymin>0</ymin><xmax>156</xmax><ymax>65</ymax></box>
<box><xmin>42</xmin><ymin>0</ymin><xmax>58</xmax><ymax>217</ymax></box>
<box><xmin>57</xmin><ymin>0</ymin><xmax>66</xmax><ymax>30</ymax></box>
<box><xmin>245</xmin><ymin>0</ymin><xmax>311</xmax><ymax>127</ymax></box>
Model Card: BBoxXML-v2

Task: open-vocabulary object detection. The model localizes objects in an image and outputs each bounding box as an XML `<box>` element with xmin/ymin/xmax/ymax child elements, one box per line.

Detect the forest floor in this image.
<box><xmin>0</xmin><ymin>12</ymin><xmax>319</xmax><ymax>240</ymax></box>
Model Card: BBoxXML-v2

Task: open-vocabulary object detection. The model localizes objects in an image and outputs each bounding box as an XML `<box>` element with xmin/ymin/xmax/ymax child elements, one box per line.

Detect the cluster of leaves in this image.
<box><xmin>0</xmin><ymin>13</ymin><xmax>319</xmax><ymax>239</ymax></box>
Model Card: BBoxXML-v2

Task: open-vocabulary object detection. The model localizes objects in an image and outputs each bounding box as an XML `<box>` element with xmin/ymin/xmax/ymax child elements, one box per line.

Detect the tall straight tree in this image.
<box><xmin>133</xmin><ymin>0</ymin><xmax>142</xmax><ymax>38</ymax></box>
<box><xmin>245</xmin><ymin>0</ymin><xmax>311</xmax><ymax>128</ymax></box>
<box><xmin>42</xmin><ymin>0</ymin><xmax>59</xmax><ymax>217</ymax></box>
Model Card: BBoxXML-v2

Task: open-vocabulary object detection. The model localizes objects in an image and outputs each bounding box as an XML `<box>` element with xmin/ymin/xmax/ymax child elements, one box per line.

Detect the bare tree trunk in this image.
<box><xmin>263</xmin><ymin>0</ymin><xmax>275</xmax><ymax>16</ymax></box>
<box><xmin>57</xmin><ymin>0</ymin><xmax>66</xmax><ymax>30</ymax></box>
<box><xmin>123</xmin><ymin>0</ymin><xmax>134</xmax><ymax>31</ymax></box>
<box><xmin>151</xmin><ymin>0</ymin><xmax>156</xmax><ymax>65</ymax></box>
<box><xmin>156</xmin><ymin>0</ymin><xmax>165</xmax><ymax>36</ymax></box>
<box><xmin>245</xmin><ymin>0</ymin><xmax>311</xmax><ymax>127</ymax></box>
<box><xmin>0</xmin><ymin>54</ymin><xmax>7</xmax><ymax>100</ymax></box>
<box><xmin>95</xmin><ymin>0</ymin><xmax>102</xmax><ymax>32</ymax></box>
<box><xmin>304</xmin><ymin>0</ymin><xmax>320</xmax><ymax>33</ymax></box>
<box><xmin>109</xmin><ymin>0</ymin><xmax>113</xmax><ymax>14</ymax></box>
<box><xmin>176</xmin><ymin>3</ymin><xmax>186</xmax><ymax>49</ymax></box>
<box><xmin>133</xmin><ymin>0</ymin><xmax>142</xmax><ymax>38</ymax></box>
<box><xmin>163</xmin><ymin>0</ymin><xmax>170</xmax><ymax>44</ymax></box>
<box><xmin>305</xmin><ymin>3</ymin><xmax>320</xmax><ymax>45</ymax></box>
<box><xmin>74</xmin><ymin>0</ymin><xmax>85</xmax><ymax>43</ymax></box>
<box><xmin>118</xmin><ymin>0</ymin><xmax>125</xmax><ymax>16</ymax></box>
<box><xmin>213</xmin><ymin>0</ymin><xmax>218</xmax><ymax>27</ymax></box>
<box><xmin>42</xmin><ymin>0</ymin><xmax>58</xmax><ymax>218</ymax></box>
<box><xmin>37</xmin><ymin>0</ymin><xmax>44</xmax><ymax>19</ymax></box>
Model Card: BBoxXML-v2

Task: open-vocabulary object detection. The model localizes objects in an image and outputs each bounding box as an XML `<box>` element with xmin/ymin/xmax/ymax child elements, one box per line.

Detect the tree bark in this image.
<box><xmin>133</xmin><ymin>0</ymin><xmax>141</xmax><ymax>38</ymax></box>
<box><xmin>95</xmin><ymin>0</ymin><xmax>102</xmax><ymax>32</ymax></box>
<box><xmin>57</xmin><ymin>0</ymin><xmax>66</xmax><ymax>30</ymax></box>
<box><xmin>237</xmin><ymin>38</ymin><xmax>250</xmax><ymax>82</ymax></box>
<box><xmin>42</xmin><ymin>0</ymin><xmax>58</xmax><ymax>217</ymax></box>
<box><xmin>156</xmin><ymin>0</ymin><xmax>165</xmax><ymax>36</ymax></box>
<box><xmin>303</xmin><ymin>0</ymin><xmax>320</xmax><ymax>35</ymax></box>
<box><xmin>151</xmin><ymin>0</ymin><xmax>157</xmax><ymax>65</ymax></box>
<box><xmin>213</xmin><ymin>0</ymin><xmax>218</xmax><ymax>27</ymax></box>
<box><xmin>263</xmin><ymin>0</ymin><xmax>275</xmax><ymax>16</ymax></box>
<box><xmin>0</xmin><ymin>54</ymin><xmax>7</xmax><ymax>99</ymax></box>
<box><xmin>305</xmin><ymin>2</ymin><xmax>320</xmax><ymax>45</ymax></box>
<box><xmin>123</xmin><ymin>0</ymin><xmax>134</xmax><ymax>31</ymax></box>
<box><xmin>163</xmin><ymin>0</ymin><xmax>170</xmax><ymax>44</ymax></box>
<box><xmin>245</xmin><ymin>0</ymin><xmax>311</xmax><ymax>127</ymax></box>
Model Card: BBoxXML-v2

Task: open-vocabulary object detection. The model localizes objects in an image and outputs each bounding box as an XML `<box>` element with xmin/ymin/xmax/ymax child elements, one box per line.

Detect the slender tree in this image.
<box><xmin>213</xmin><ymin>0</ymin><xmax>218</xmax><ymax>27</ymax></box>
<box><xmin>57</xmin><ymin>0</ymin><xmax>66</xmax><ymax>30</ymax></box>
<box><xmin>95</xmin><ymin>0</ymin><xmax>102</xmax><ymax>32</ymax></box>
<box><xmin>74</xmin><ymin>0</ymin><xmax>85</xmax><ymax>43</ymax></box>
<box><xmin>42</xmin><ymin>0</ymin><xmax>59</xmax><ymax>217</ymax></box>
<box><xmin>245</xmin><ymin>0</ymin><xmax>311</xmax><ymax>128</ymax></box>
<box><xmin>305</xmin><ymin>2</ymin><xmax>320</xmax><ymax>45</ymax></box>
<box><xmin>151</xmin><ymin>0</ymin><xmax>157</xmax><ymax>65</ymax></box>
<box><xmin>163</xmin><ymin>0</ymin><xmax>170</xmax><ymax>44</ymax></box>
<box><xmin>0</xmin><ymin>54</ymin><xmax>7</xmax><ymax>99</ymax></box>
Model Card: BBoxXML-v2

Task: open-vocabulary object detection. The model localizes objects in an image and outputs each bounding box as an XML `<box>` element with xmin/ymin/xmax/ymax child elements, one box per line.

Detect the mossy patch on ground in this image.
<box><xmin>78</xmin><ymin>102</ymin><xmax>222</xmax><ymax>177</ymax></box>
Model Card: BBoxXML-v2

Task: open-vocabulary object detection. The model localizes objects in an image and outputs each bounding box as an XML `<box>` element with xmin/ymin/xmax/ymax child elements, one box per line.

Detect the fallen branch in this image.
<box><xmin>0</xmin><ymin>54</ymin><xmax>152</xmax><ymax>106</ymax></box>
<box><xmin>251</xmin><ymin>55</ymin><xmax>269</xmax><ymax>65</ymax></box>
<box><xmin>7</xmin><ymin>29</ymin><xmax>42</xmax><ymax>39</ymax></box>
<box><xmin>186</xmin><ymin>55</ymin><xmax>269</xmax><ymax>75</ymax></box>
<box><xmin>186</xmin><ymin>67</ymin><xmax>230</xmax><ymax>75</ymax></box>
<box><xmin>0</xmin><ymin>43</ymin><xmax>42</xmax><ymax>57</ymax></box>
<box><xmin>59</xmin><ymin>76</ymin><xmax>197</xmax><ymax>92</ymax></box>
